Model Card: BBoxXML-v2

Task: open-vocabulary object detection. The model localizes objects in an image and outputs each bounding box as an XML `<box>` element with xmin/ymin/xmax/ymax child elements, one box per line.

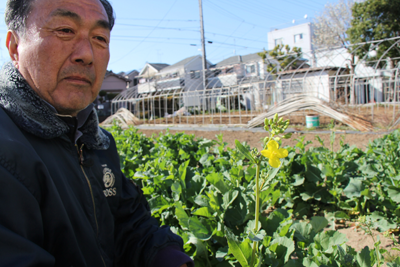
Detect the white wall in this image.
<box><xmin>268</xmin><ymin>23</ymin><xmax>313</xmax><ymax>55</ymax></box>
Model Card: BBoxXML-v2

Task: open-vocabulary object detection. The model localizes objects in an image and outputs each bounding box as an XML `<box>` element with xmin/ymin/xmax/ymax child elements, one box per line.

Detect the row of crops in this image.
<box><xmin>108</xmin><ymin>119</ymin><xmax>400</xmax><ymax>267</ymax></box>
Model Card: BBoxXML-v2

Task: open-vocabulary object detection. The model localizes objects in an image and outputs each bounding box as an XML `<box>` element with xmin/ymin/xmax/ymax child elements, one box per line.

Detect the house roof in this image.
<box><xmin>138</xmin><ymin>63</ymin><xmax>170</xmax><ymax>77</ymax></box>
<box><xmin>104</xmin><ymin>70</ymin><xmax>131</xmax><ymax>82</ymax></box>
<box><xmin>148</xmin><ymin>63</ymin><xmax>170</xmax><ymax>71</ymax></box>
<box><xmin>125</xmin><ymin>69</ymin><xmax>139</xmax><ymax>76</ymax></box>
<box><xmin>159</xmin><ymin>55</ymin><xmax>200</xmax><ymax>73</ymax></box>
<box><xmin>214</xmin><ymin>52</ymin><xmax>264</xmax><ymax>68</ymax></box>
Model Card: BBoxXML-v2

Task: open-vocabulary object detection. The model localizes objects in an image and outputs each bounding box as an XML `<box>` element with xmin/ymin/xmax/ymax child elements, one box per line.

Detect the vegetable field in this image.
<box><xmin>109</xmin><ymin>123</ymin><xmax>400</xmax><ymax>267</ymax></box>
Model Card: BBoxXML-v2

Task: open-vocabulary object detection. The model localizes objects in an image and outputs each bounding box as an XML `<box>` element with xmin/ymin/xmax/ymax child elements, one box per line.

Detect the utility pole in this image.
<box><xmin>198</xmin><ymin>0</ymin><xmax>207</xmax><ymax>90</ymax></box>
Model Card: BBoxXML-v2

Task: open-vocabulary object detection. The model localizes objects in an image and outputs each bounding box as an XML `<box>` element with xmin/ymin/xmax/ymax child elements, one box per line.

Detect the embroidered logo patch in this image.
<box><xmin>102</xmin><ymin>165</ymin><xmax>117</xmax><ymax>197</ymax></box>
<box><xmin>103</xmin><ymin>168</ymin><xmax>115</xmax><ymax>188</ymax></box>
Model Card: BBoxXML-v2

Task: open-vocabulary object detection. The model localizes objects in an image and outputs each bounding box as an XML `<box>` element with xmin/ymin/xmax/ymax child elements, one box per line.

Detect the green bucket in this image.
<box><xmin>306</xmin><ymin>115</ymin><xmax>319</xmax><ymax>128</ymax></box>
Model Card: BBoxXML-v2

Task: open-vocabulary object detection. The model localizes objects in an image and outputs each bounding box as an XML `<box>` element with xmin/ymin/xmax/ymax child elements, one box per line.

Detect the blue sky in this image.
<box><xmin>0</xmin><ymin>0</ymin><xmax>332</xmax><ymax>74</ymax></box>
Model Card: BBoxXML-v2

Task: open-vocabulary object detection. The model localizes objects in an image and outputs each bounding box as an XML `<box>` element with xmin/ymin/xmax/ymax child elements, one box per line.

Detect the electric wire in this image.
<box><xmin>110</xmin><ymin>0</ymin><xmax>180</xmax><ymax>65</ymax></box>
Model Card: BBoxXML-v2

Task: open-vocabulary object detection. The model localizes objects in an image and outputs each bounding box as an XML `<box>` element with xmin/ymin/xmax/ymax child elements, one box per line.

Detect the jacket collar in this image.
<box><xmin>0</xmin><ymin>62</ymin><xmax>110</xmax><ymax>150</ymax></box>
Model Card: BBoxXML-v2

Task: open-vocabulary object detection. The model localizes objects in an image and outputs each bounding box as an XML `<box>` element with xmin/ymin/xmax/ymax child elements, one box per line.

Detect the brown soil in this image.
<box><xmin>137</xmin><ymin>128</ymin><xmax>399</xmax><ymax>257</ymax></box>
<box><xmin>138</xmin><ymin>128</ymin><xmax>384</xmax><ymax>152</ymax></box>
<box><xmin>137</xmin><ymin>104</ymin><xmax>400</xmax><ymax>130</ymax></box>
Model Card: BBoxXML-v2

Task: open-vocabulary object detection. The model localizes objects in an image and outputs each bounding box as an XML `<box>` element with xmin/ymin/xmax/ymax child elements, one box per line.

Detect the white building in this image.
<box><xmin>268</xmin><ymin>23</ymin><xmax>314</xmax><ymax>63</ymax></box>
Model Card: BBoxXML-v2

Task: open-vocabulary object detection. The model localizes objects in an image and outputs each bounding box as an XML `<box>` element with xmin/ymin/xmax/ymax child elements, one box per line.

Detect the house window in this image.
<box><xmin>274</xmin><ymin>38</ymin><xmax>283</xmax><ymax>46</ymax></box>
<box><xmin>246</xmin><ymin>65</ymin><xmax>256</xmax><ymax>74</ymax></box>
<box><xmin>190</xmin><ymin>70</ymin><xmax>200</xmax><ymax>79</ymax></box>
<box><xmin>294</xmin><ymin>34</ymin><xmax>303</xmax><ymax>43</ymax></box>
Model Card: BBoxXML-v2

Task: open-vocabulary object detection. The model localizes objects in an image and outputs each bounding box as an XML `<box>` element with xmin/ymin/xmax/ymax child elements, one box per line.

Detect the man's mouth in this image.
<box><xmin>64</xmin><ymin>76</ymin><xmax>92</xmax><ymax>85</ymax></box>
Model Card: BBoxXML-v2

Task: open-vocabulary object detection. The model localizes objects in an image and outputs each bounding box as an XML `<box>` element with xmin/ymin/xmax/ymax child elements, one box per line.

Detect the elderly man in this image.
<box><xmin>0</xmin><ymin>0</ymin><xmax>192</xmax><ymax>266</ymax></box>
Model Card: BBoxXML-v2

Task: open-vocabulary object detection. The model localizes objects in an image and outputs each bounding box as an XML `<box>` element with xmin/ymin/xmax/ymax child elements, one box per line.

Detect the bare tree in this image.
<box><xmin>313</xmin><ymin>0</ymin><xmax>357</xmax><ymax>104</ymax></box>
<box><xmin>312</xmin><ymin>0</ymin><xmax>354</xmax><ymax>49</ymax></box>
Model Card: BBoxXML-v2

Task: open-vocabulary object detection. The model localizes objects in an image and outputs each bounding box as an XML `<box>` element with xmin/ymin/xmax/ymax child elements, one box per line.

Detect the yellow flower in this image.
<box><xmin>260</xmin><ymin>140</ymin><xmax>288</xmax><ymax>168</ymax></box>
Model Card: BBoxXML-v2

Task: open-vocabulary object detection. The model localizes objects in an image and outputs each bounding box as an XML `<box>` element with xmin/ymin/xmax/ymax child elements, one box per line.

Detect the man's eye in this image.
<box><xmin>96</xmin><ymin>36</ymin><xmax>107</xmax><ymax>43</ymax></box>
<box><xmin>59</xmin><ymin>28</ymin><xmax>73</xmax><ymax>34</ymax></box>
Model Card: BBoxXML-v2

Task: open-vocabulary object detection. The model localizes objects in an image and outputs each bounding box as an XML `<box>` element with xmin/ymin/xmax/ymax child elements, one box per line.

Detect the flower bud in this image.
<box><xmin>273</xmin><ymin>113</ymin><xmax>278</xmax><ymax>123</ymax></box>
<box><xmin>282</xmin><ymin>133</ymin><xmax>292</xmax><ymax>139</ymax></box>
<box><xmin>263</xmin><ymin>136</ymin><xmax>269</xmax><ymax>144</ymax></box>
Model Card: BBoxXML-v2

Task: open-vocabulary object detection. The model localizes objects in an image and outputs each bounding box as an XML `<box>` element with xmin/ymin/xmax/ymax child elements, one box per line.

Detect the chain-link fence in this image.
<box><xmin>112</xmin><ymin>37</ymin><xmax>400</xmax><ymax>128</ymax></box>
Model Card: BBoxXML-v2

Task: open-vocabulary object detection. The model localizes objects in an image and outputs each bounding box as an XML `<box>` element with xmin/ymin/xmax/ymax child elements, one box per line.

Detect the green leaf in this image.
<box><xmin>189</xmin><ymin>217</ymin><xmax>213</xmax><ymax>241</ymax></box>
<box><xmin>216</xmin><ymin>246</ymin><xmax>229</xmax><ymax>260</ymax></box>
<box><xmin>225</xmin><ymin>227</ymin><xmax>252</xmax><ymax>267</ymax></box>
<box><xmin>207</xmin><ymin>191</ymin><xmax>221</xmax><ymax>212</ymax></box>
<box><xmin>334</xmin><ymin>211</ymin><xmax>350</xmax><ymax>220</ymax></box>
<box><xmin>356</xmin><ymin>246</ymin><xmax>371</xmax><ymax>267</ymax></box>
<box><xmin>284</xmin><ymin>260</ymin><xmax>303</xmax><ymax>267</ymax></box>
<box><xmin>194</xmin><ymin>195</ymin><xmax>209</xmax><ymax>207</ymax></box>
<box><xmin>387</xmin><ymin>186</ymin><xmax>400</xmax><ymax>203</ymax></box>
<box><xmin>305</xmin><ymin>165</ymin><xmax>322</xmax><ymax>182</ymax></box>
<box><xmin>192</xmin><ymin>207</ymin><xmax>215</xmax><ymax>218</ymax></box>
<box><xmin>206</xmin><ymin>173</ymin><xmax>229</xmax><ymax>194</ymax></box>
<box><xmin>148</xmin><ymin>196</ymin><xmax>170</xmax><ymax>214</ymax></box>
<box><xmin>310</xmin><ymin>216</ymin><xmax>329</xmax><ymax>233</ymax></box>
<box><xmin>175</xmin><ymin>202</ymin><xmax>189</xmax><ymax>230</ymax></box>
<box><xmin>235</xmin><ymin>140</ymin><xmax>256</xmax><ymax>164</ymax></box>
<box><xmin>222</xmin><ymin>190</ymin><xmax>239</xmax><ymax>210</ymax></box>
<box><xmin>303</xmin><ymin>257</ymin><xmax>319</xmax><ymax>267</ymax></box>
<box><xmin>322</xmin><ymin>165</ymin><xmax>335</xmax><ymax>178</ymax></box>
<box><xmin>171</xmin><ymin>182</ymin><xmax>182</xmax><ymax>202</ymax></box>
<box><xmin>186</xmin><ymin>233</ymin><xmax>209</xmax><ymax>260</ymax></box>
<box><xmin>178</xmin><ymin>160</ymin><xmax>190</xmax><ymax>189</ymax></box>
<box><xmin>314</xmin><ymin>230</ymin><xmax>348</xmax><ymax>253</ymax></box>
<box><xmin>291</xmin><ymin>176</ymin><xmax>305</xmax><ymax>186</ymax></box>
<box><xmin>249</xmin><ymin>229</ymin><xmax>266</xmax><ymax>242</ymax></box>
<box><xmin>291</xmin><ymin>221</ymin><xmax>314</xmax><ymax>245</ymax></box>
<box><xmin>344</xmin><ymin>178</ymin><xmax>365</xmax><ymax>198</ymax></box>
<box><xmin>269</xmin><ymin>236</ymin><xmax>295</xmax><ymax>263</ymax></box>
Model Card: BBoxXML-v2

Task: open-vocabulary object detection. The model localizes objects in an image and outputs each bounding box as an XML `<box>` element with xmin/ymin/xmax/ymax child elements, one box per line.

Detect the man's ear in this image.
<box><xmin>6</xmin><ymin>30</ymin><xmax>19</xmax><ymax>67</ymax></box>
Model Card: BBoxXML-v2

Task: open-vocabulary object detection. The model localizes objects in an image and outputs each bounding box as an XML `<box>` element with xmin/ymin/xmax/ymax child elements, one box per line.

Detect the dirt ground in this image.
<box><xmin>138</xmin><ymin>128</ymin><xmax>385</xmax><ymax>152</ymax></box>
<box><xmin>137</xmin><ymin>128</ymin><xmax>399</xmax><ymax>257</ymax></box>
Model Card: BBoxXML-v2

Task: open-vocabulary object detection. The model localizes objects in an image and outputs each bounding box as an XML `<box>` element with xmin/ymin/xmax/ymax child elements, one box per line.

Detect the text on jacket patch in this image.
<box><xmin>102</xmin><ymin>166</ymin><xmax>117</xmax><ymax>197</ymax></box>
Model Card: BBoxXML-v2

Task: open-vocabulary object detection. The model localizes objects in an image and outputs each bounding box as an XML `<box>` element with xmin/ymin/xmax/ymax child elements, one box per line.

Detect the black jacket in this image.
<box><xmin>0</xmin><ymin>63</ymin><xmax>184</xmax><ymax>266</ymax></box>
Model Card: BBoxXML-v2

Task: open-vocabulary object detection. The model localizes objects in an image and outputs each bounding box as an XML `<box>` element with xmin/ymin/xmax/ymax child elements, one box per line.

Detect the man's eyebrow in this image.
<box><xmin>50</xmin><ymin>9</ymin><xmax>82</xmax><ymax>22</ymax></box>
<box><xmin>50</xmin><ymin>8</ymin><xmax>111</xmax><ymax>30</ymax></box>
<box><xmin>95</xmin><ymin>20</ymin><xmax>111</xmax><ymax>31</ymax></box>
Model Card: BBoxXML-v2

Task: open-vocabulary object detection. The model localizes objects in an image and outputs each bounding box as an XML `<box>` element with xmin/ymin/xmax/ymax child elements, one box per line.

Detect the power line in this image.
<box><xmin>206</xmin><ymin>31</ymin><xmax>267</xmax><ymax>44</ymax></box>
<box><xmin>207</xmin><ymin>21</ymin><xmax>245</xmax><ymax>57</ymax></box>
<box><xmin>203</xmin><ymin>0</ymin><xmax>271</xmax><ymax>30</ymax></box>
<box><xmin>110</xmin><ymin>0</ymin><xmax>181</xmax><ymax>65</ymax></box>
<box><xmin>279</xmin><ymin>0</ymin><xmax>322</xmax><ymax>11</ymax></box>
<box><xmin>117</xmin><ymin>18</ymin><xmax>198</xmax><ymax>22</ymax></box>
<box><xmin>112</xmin><ymin>35</ymin><xmax>199</xmax><ymax>41</ymax></box>
<box><xmin>116</xmin><ymin>23</ymin><xmax>199</xmax><ymax>31</ymax></box>
<box><xmin>234</xmin><ymin>0</ymin><xmax>299</xmax><ymax>18</ymax></box>
<box><xmin>111</xmin><ymin>39</ymin><xmax>197</xmax><ymax>46</ymax></box>
<box><xmin>209</xmin><ymin>0</ymin><xmax>293</xmax><ymax>24</ymax></box>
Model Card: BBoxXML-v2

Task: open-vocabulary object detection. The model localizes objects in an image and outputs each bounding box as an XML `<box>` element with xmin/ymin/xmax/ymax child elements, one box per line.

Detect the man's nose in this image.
<box><xmin>71</xmin><ymin>36</ymin><xmax>94</xmax><ymax>66</ymax></box>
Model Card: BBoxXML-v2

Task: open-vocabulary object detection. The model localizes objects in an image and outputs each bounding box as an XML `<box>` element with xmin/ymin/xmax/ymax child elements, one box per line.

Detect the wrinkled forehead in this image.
<box><xmin>28</xmin><ymin>0</ymin><xmax>109</xmax><ymax>28</ymax></box>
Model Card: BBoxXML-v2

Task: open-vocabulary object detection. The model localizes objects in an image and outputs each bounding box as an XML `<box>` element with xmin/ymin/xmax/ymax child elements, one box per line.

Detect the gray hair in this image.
<box><xmin>5</xmin><ymin>0</ymin><xmax>115</xmax><ymax>34</ymax></box>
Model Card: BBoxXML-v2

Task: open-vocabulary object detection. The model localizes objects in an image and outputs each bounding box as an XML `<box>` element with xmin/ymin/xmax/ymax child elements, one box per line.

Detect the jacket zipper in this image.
<box><xmin>76</xmin><ymin>144</ymin><xmax>106</xmax><ymax>267</ymax></box>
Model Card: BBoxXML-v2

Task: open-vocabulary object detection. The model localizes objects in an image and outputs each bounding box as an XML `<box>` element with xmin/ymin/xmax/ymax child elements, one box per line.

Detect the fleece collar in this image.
<box><xmin>0</xmin><ymin>62</ymin><xmax>110</xmax><ymax>150</ymax></box>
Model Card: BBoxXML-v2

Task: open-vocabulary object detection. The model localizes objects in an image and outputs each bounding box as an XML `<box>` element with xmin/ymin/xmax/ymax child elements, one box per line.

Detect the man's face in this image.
<box><xmin>9</xmin><ymin>0</ymin><xmax>110</xmax><ymax>116</ymax></box>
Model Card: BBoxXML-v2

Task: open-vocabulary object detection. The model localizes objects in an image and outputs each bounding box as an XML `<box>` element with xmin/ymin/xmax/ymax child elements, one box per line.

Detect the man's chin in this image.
<box><xmin>54</xmin><ymin>103</ymin><xmax>91</xmax><ymax>116</ymax></box>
